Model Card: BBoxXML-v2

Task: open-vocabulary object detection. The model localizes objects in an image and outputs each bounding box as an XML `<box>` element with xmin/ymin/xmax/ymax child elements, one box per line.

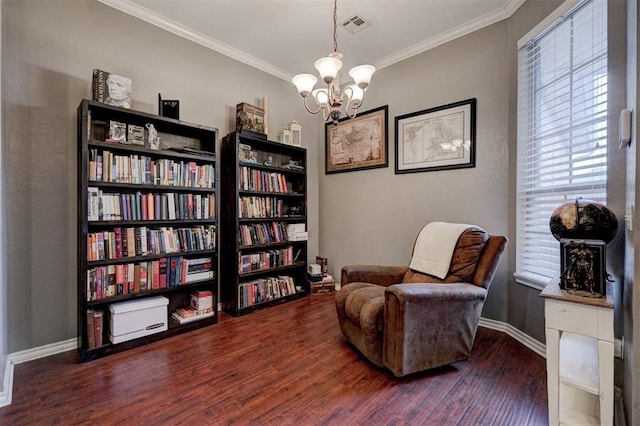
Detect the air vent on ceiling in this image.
<box><xmin>341</xmin><ymin>14</ymin><xmax>371</xmax><ymax>34</ymax></box>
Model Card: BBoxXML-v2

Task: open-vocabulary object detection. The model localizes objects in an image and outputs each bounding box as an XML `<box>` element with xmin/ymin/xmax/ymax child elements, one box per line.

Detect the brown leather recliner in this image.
<box><xmin>335</xmin><ymin>225</ymin><xmax>507</xmax><ymax>377</ymax></box>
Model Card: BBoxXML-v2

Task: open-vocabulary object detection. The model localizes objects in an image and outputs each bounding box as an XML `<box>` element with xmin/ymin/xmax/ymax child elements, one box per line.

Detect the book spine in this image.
<box><xmin>86</xmin><ymin>309</ymin><xmax>95</xmax><ymax>349</ymax></box>
<box><xmin>93</xmin><ymin>309</ymin><xmax>103</xmax><ymax>348</ymax></box>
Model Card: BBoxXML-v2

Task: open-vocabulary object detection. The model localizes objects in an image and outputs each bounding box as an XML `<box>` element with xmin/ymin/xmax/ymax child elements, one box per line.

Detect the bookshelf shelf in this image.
<box><xmin>89</xmin><ymin>181</ymin><xmax>216</xmax><ymax>193</ymax></box>
<box><xmin>239</xmin><ymin>241</ymin><xmax>306</xmax><ymax>250</ymax></box>
<box><xmin>220</xmin><ymin>131</ymin><xmax>308</xmax><ymax>316</ymax></box>
<box><xmin>77</xmin><ymin>99</ymin><xmax>219</xmax><ymax>362</ymax></box>
<box><xmin>88</xmin><ymin>219</ymin><xmax>217</xmax><ymax>228</ymax></box>
<box><xmin>238</xmin><ymin>261</ymin><xmax>307</xmax><ymax>278</ymax></box>
<box><xmin>85</xmin><ymin>278</ymin><xmax>215</xmax><ymax>307</ymax></box>
<box><xmin>87</xmin><ymin>248</ymin><xmax>217</xmax><ymax>266</ymax></box>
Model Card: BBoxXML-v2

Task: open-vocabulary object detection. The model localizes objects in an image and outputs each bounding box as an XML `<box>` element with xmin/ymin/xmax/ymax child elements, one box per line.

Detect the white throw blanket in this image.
<box><xmin>409</xmin><ymin>222</ymin><xmax>481</xmax><ymax>279</ymax></box>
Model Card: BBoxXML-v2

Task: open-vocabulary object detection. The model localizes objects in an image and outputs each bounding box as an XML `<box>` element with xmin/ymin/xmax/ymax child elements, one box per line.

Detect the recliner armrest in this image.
<box><xmin>383</xmin><ymin>282</ymin><xmax>488</xmax><ymax>377</ymax></box>
<box><xmin>385</xmin><ymin>282</ymin><xmax>487</xmax><ymax>303</ymax></box>
<box><xmin>341</xmin><ymin>265</ymin><xmax>408</xmax><ymax>287</ymax></box>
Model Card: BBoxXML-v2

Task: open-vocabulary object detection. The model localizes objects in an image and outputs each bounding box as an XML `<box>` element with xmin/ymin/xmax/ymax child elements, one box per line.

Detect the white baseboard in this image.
<box><xmin>0</xmin><ymin>321</ymin><xmax>543</xmax><ymax>407</ymax></box>
<box><xmin>0</xmin><ymin>356</ymin><xmax>13</xmax><ymax>408</ymax></box>
<box><xmin>8</xmin><ymin>338</ymin><xmax>78</xmax><ymax>365</ymax></box>
<box><xmin>0</xmin><ymin>338</ymin><xmax>77</xmax><ymax>408</ymax></box>
<box><xmin>479</xmin><ymin>317</ymin><xmax>546</xmax><ymax>358</ymax></box>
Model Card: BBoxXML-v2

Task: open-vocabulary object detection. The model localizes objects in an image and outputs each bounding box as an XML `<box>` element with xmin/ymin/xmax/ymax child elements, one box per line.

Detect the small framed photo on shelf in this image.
<box><xmin>559</xmin><ymin>239</ymin><xmax>606</xmax><ymax>298</ymax></box>
<box><xmin>394</xmin><ymin>98</ymin><xmax>476</xmax><ymax>174</ymax></box>
<box><xmin>158</xmin><ymin>93</ymin><xmax>180</xmax><ymax>120</ymax></box>
<box><xmin>107</xmin><ymin>120</ymin><xmax>127</xmax><ymax>143</ymax></box>
<box><xmin>127</xmin><ymin>124</ymin><xmax>145</xmax><ymax>146</ymax></box>
<box><xmin>238</xmin><ymin>143</ymin><xmax>252</xmax><ymax>162</ymax></box>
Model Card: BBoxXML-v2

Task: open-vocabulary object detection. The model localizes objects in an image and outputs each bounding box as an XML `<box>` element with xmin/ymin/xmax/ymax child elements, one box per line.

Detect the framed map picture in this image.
<box><xmin>325</xmin><ymin>105</ymin><xmax>388</xmax><ymax>174</ymax></box>
<box><xmin>395</xmin><ymin>98</ymin><xmax>476</xmax><ymax>174</ymax></box>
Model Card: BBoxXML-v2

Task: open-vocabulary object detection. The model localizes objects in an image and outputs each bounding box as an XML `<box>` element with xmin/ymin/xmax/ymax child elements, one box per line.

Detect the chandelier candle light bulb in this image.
<box><xmin>291</xmin><ymin>0</ymin><xmax>375</xmax><ymax>123</ymax></box>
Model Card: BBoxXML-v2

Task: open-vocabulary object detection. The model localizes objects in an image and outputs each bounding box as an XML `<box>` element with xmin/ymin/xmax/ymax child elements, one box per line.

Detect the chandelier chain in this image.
<box><xmin>333</xmin><ymin>0</ymin><xmax>338</xmax><ymax>52</ymax></box>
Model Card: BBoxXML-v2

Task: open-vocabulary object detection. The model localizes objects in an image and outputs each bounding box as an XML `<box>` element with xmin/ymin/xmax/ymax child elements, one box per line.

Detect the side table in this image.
<box><xmin>540</xmin><ymin>280</ymin><xmax>614</xmax><ymax>425</ymax></box>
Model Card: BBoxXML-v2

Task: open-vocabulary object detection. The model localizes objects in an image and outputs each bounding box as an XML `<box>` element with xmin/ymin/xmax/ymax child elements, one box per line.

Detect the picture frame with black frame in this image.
<box><xmin>394</xmin><ymin>98</ymin><xmax>476</xmax><ymax>174</ymax></box>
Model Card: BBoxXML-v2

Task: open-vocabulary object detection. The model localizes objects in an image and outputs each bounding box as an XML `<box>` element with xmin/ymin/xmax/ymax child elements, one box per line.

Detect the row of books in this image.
<box><xmin>239</xmin><ymin>246</ymin><xmax>294</xmax><ymax>274</ymax></box>
<box><xmin>238</xmin><ymin>275</ymin><xmax>297</xmax><ymax>309</ymax></box>
<box><xmin>86</xmin><ymin>256</ymin><xmax>214</xmax><ymax>301</ymax></box>
<box><xmin>239</xmin><ymin>166</ymin><xmax>291</xmax><ymax>193</ymax></box>
<box><xmin>238</xmin><ymin>221</ymin><xmax>289</xmax><ymax>246</ymax></box>
<box><xmin>88</xmin><ymin>189</ymin><xmax>215</xmax><ymax>222</ymax></box>
<box><xmin>239</xmin><ymin>196</ymin><xmax>301</xmax><ymax>219</ymax></box>
<box><xmin>86</xmin><ymin>308</ymin><xmax>104</xmax><ymax>349</ymax></box>
<box><xmin>89</xmin><ymin>148</ymin><xmax>215</xmax><ymax>188</ymax></box>
<box><xmin>87</xmin><ymin>225</ymin><xmax>215</xmax><ymax>261</ymax></box>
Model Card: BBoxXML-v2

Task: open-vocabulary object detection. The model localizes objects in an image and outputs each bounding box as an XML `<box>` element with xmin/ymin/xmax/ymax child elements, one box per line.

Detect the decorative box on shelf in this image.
<box><xmin>236</xmin><ymin>102</ymin><xmax>265</xmax><ymax>135</ymax></box>
<box><xmin>287</xmin><ymin>223</ymin><xmax>307</xmax><ymax>241</ymax></box>
<box><xmin>109</xmin><ymin>296</ymin><xmax>168</xmax><ymax>344</ymax></box>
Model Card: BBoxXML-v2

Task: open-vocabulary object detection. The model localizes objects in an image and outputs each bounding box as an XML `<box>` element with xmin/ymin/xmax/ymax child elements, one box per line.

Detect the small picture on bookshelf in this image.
<box><xmin>92</xmin><ymin>69</ymin><xmax>132</xmax><ymax>109</ymax></box>
<box><xmin>107</xmin><ymin>120</ymin><xmax>127</xmax><ymax>143</ymax></box>
<box><xmin>239</xmin><ymin>143</ymin><xmax>252</xmax><ymax>162</ymax></box>
<box><xmin>161</xmin><ymin>100</ymin><xmax>180</xmax><ymax>120</ymax></box>
<box><xmin>127</xmin><ymin>124</ymin><xmax>145</xmax><ymax>146</ymax></box>
<box><xmin>315</xmin><ymin>256</ymin><xmax>328</xmax><ymax>277</ymax></box>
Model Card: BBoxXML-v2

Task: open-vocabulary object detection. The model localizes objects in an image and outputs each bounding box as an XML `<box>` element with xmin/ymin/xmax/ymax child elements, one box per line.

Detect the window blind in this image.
<box><xmin>516</xmin><ymin>0</ymin><xmax>607</xmax><ymax>288</ymax></box>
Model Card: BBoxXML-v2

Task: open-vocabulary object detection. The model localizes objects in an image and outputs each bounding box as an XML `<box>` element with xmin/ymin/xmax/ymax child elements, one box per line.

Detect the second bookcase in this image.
<box><xmin>220</xmin><ymin>131</ymin><xmax>308</xmax><ymax>316</ymax></box>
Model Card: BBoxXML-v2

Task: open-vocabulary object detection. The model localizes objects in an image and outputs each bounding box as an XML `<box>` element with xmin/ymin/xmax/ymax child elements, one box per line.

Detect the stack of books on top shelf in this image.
<box><xmin>171</xmin><ymin>290</ymin><xmax>214</xmax><ymax>324</ymax></box>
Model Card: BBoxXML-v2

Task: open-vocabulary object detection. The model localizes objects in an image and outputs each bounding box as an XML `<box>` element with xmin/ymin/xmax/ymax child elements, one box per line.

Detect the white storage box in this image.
<box><xmin>289</xmin><ymin>231</ymin><xmax>308</xmax><ymax>241</ymax></box>
<box><xmin>109</xmin><ymin>296</ymin><xmax>168</xmax><ymax>344</ymax></box>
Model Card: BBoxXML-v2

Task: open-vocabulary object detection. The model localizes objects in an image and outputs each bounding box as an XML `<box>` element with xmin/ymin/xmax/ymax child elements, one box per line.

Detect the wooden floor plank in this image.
<box><xmin>0</xmin><ymin>293</ymin><xmax>548</xmax><ymax>425</ymax></box>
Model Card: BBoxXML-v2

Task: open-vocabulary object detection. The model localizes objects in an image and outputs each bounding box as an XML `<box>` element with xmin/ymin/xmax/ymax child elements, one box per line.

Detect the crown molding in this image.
<box><xmin>373</xmin><ymin>0</ymin><xmax>527</xmax><ymax>71</ymax></box>
<box><xmin>98</xmin><ymin>0</ymin><xmax>525</xmax><ymax>82</ymax></box>
<box><xmin>96</xmin><ymin>0</ymin><xmax>291</xmax><ymax>81</ymax></box>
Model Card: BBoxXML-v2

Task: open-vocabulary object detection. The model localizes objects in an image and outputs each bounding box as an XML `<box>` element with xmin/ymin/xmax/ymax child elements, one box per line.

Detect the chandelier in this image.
<box><xmin>291</xmin><ymin>0</ymin><xmax>375</xmax><ymax>124</ymax></box>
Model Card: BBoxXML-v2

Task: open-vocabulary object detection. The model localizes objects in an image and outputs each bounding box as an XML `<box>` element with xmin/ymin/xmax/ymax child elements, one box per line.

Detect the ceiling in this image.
<box><xmin>98</xmin><ymin>0</ymin><xmax>525</xmax><ymax>82</ymax></box>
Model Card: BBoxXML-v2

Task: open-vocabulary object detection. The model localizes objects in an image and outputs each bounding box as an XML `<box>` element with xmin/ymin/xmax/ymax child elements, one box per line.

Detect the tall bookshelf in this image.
<box><xmin>77</xmin><ymin>99</ymin><xmax>218</xmax><ymax>362</ymax></box>
<box><xmin>220</xmin><ymin>131</ymin><xmax>308</xmax><ymax>316</ymax></box>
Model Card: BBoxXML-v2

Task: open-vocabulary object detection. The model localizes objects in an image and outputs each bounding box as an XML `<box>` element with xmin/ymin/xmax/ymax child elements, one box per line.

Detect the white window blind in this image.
<box><xmin>516</xmin><ymin>0</ymin><xmax>607</xmax><ymax>288</ymax></box>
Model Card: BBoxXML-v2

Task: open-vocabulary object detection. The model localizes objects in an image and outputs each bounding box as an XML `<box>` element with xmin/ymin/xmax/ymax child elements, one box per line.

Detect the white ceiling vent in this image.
<box><xmin>341</xmin><ymin>14</ymin><xmax>371</xmax><ymax>34</ymax></box>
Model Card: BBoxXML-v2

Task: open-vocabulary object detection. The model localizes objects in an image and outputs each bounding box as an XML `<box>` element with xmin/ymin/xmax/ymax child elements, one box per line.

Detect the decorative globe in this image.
<box><xmin>549</xmin><ymin>199</ymin><xmax>618</xmax><ymax>243</ymax></box>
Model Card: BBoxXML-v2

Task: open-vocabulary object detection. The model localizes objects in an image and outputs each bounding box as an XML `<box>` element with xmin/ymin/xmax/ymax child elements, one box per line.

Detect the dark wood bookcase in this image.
<box><xmin>220</xmin><ymin>131</ymin><xmax>308</xmax><ymax>316</ymax></box>
<box><xmin>77</xmin><ymin>99</ymin><xmax>218</xmax><ymax>362</ymax></box>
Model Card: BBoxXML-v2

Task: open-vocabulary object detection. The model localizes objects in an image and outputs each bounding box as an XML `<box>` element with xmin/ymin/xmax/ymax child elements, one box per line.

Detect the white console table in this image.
<box><xmin>540</xmin><ymin>281</ymin><xmax>614</xmax><ymax>425</ymax></box>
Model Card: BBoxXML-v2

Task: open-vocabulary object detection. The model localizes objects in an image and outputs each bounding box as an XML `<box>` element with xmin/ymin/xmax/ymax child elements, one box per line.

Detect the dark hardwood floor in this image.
<box><xmin>0</xmin><ymin>293</ymin><xmax>548</xmax><ymax>425</ymax></box>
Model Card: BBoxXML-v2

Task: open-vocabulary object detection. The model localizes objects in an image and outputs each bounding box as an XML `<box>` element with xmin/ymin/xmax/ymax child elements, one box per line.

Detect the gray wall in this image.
<box><xmin>320</xmin><ymin>20</ymin><xmax>511</xmax><ymax>322</ymax></box>
<box><xmin>319</xmin><ymin>1</ymin><xmax>580</xmax><ymax>331</ymax></box>
<box><xmin>3</xmin><ymin>0</ymin><xmax>320</xmax><ymax>352</ymax></box>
